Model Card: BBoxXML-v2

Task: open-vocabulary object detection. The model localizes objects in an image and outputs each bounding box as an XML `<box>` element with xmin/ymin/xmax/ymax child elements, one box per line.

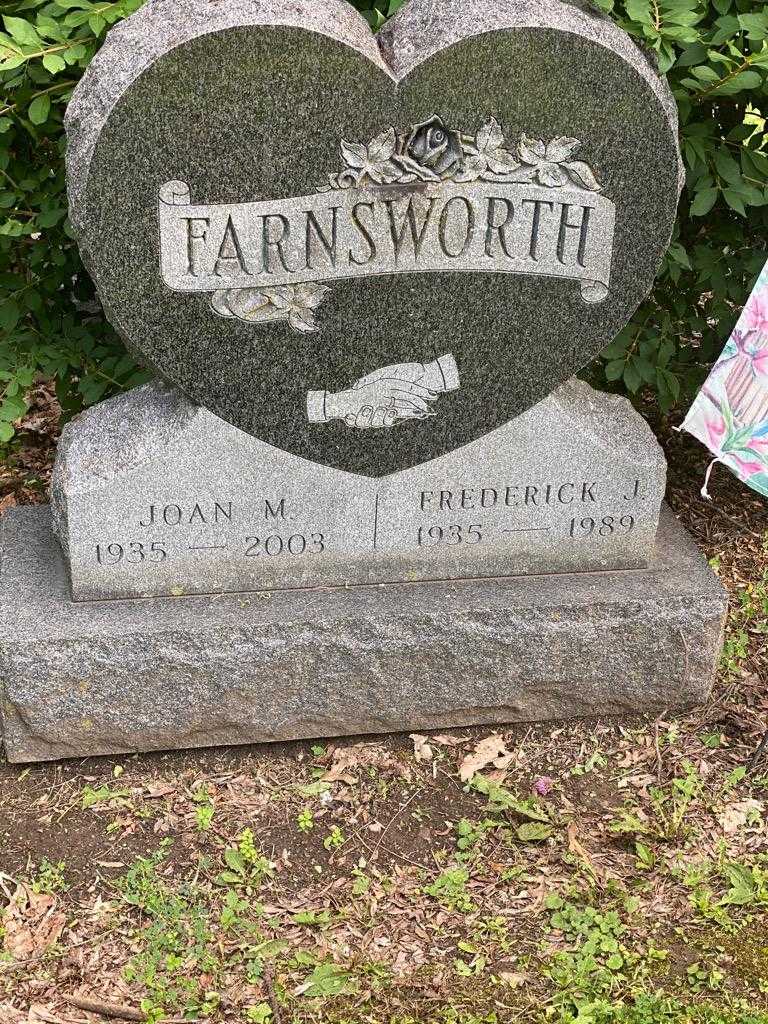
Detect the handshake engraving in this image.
<box><xmin>307</xmin><ymin>353</ymin><xmax>460</xmax><ymax>430</ymax></box>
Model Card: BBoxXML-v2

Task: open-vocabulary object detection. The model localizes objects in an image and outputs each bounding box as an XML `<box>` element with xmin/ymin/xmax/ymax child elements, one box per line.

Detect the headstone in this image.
<box><xmin>0</xmin><ymin>0</ymin><xmax>726</xmax><ymax>762</ymax></box>
<box><xmin>64</xmin><ymin>0</ymin><xmax>682</xmax><ymax>477</ymax></box>
<box><xmin>52</xmin><ymin>378</ymin><xmax>666</xmax><ymax>601</ymax></box>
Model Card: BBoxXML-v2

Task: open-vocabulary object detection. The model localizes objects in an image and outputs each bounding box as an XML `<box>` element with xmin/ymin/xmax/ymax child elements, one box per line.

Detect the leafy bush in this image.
<box><xmin>0</xmin><ymin>0</ymin><xmax>766</xmax><ymax>443</ymax></box>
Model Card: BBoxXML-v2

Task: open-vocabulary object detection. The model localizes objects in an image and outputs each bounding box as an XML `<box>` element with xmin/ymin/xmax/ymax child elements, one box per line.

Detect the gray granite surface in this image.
<box><xmin>0</xmin><ymin>505</ymin><xmax>726</xmax><ymax>763</ymax></box>
<box><xmin>51</xmin><ymin>378</ymin><xmax>666</xmax><ymax>600</ymax></box>
<box><xmin>65</xmin><ymin>0</ymin><xmax>682</xmax><ymax>476</ymax></box>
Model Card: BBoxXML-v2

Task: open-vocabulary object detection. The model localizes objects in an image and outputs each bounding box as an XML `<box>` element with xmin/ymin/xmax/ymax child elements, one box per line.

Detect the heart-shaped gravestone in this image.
<box><xmin>66</xmin><ymin>0</ymin><xmax>681</xmax><ymax>477</ymax></box>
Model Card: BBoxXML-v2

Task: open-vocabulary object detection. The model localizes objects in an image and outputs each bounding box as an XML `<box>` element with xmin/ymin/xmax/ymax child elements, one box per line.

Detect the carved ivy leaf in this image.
<box><xmin>240</xmin><ymin>291</ymin><xmax>270</xmax><ymax>314</ymax></box>
<box><xmin>564</xmin><ymin>160</ymin><xmax>602</xmax><ymax>191</ymax></box>
<box><xmin>267</xmin><ymin>286</ymin><xmax>295</xmax><ymax>311</ymax></box>
<box><xmin>486</xmin><ymin>148</ymin><xmax>521</xmax><ymax>175</ymax></box>
<box><xmin>453</xmin><ymin>153</ymin><xmax>487</xmax><ymax>182</ymax></box>
<box><xmin>536</xmin><ymin>163</ymin><xmax>569</xmax><ymax>188</ymax></box>
<box><xmin>518</xmin><ymin>134</ymin><xmax>546</xmax><ymax>164</ymax></box>
<box><xmin>210</xmin><ymin>291</ymin><xmax>235</xmax><ymax>318</ymax></box>
<box><xmin>475</xmin><ymin>117</ymin><xmax>504</xmax><ymax>154</ymax></box>
<box><xmin>340</xmin><ymin>139</ymin><xmax>368</xmax><ymax>170</ymax></box>
<box><xmin>368</xmin><ymin>159</ymin><xmax>402</xmax><ymax>184</ymax></box>
<box><xmin>483</xmin><ymin>165</ymin><xmax>536</xmax><ymax>184</ymax></box>
<box><xmin>288</xmin><ymin>308</ymin><xmax>319</xmax><ymax>333</ymax></box>
<box><xmin>545</xmin><ymin>136</ymin><xmax>580</xmax><ymax>162</ymax></box>
<box><xmin>294</xmin><ymin>283</ymin><xmax>331</xmax><ymax>310</ymax></box>
<box><xmin>367</xmin><ymin>127</ymin><xmax>397</xmax><ymax>163</ymax></box>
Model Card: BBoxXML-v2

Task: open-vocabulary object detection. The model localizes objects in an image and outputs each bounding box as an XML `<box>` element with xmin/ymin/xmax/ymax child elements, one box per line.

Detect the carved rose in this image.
<box><xmin>405</xmin><ymin>115</ymin><xmax>464</xmax><ymax>178</ymax></box>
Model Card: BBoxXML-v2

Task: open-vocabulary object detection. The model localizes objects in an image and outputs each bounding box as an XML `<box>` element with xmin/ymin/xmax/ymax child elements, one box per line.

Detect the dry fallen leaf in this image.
<box><xmin>323</xmin><ymin>742</ymin><xmax>407</xmax><ymax>784</ymax></box>
<box><xmin>28</xmin><ymin>1006</ymin><xmax>67</xmax><ymax>1024</ymax></box>
<box><xmin>0</xmin><ymin>1004</ymin><xmax>26</xmax><ymax>1024</ymax></box>
<box><xmin>410</xmin><ymin>734</ymin><xmax>433</xmax><ymax>762</ymax></box>
<box><xmin>567</xmin><ymin>822</ymin><xmax>600</xmax><ymax>879</ymax></box>
<box><xmin>459</xmin><ymin>734</ymin><xmax>511</xmax><ymax>782</ymax></box>
<box><xmin>717</xmin><ymin>798</ymin><xmax>763</xmax><ymax>835</ymax></box>
<box><xmin>2</xmin><ymin>884</ymin><xmax>66</xmax><ymax>960</ymax></box>
<box><xmin>143</xmin><ymin>781</ymin><xmax>176</xmax><ymax>799</ymax></box>
<box><xmin>431</xmin><ymin>734</ymin><xmax>468</xmax><ymax>747</ymax></box>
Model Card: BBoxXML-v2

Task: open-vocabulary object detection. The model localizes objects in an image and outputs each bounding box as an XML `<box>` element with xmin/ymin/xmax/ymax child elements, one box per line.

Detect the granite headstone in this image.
<box><xmin>0</xmin><ymin>0</ymin><xmax>727</xmax><ymax>763</ymax></box>
<box><xmin>51</xmin><ymin>378</ymin><xmax>666</xmax><ymax>601</ymax></box>
<box><xmin>65</xmin><ymin>0</ymin><xmax>682</xmax><ymax>476</ymax></box>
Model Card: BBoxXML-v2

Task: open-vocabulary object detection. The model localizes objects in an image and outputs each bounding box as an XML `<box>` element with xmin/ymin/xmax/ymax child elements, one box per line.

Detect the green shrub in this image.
<box><xmin>0</xmin><ymin>0</ymin><xmax>766</xmax><ymax>443</ymax></box>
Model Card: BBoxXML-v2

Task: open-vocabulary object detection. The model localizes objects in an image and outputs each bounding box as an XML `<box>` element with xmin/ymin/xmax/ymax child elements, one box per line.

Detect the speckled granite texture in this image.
<box><xmin>65</xmin><ymin>0</ymin><xmax>682</xmax><ymax>476</ymax></box>
<box><xmin>50</xmin><ymin>378</ymin><xmax>667</xmax><ymax>600</ymax></box>
<box><xmin>0</xmin><ymin>506</ymin><xmax>726</xmax><ymax>763</ymax></box>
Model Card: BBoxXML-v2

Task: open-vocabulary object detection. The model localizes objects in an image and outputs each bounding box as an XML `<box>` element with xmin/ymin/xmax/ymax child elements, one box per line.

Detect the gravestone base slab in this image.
<box><xmin>1</xmin><ymin>505</ymin><xmax>726</xmax><ymax>764</ymax></box>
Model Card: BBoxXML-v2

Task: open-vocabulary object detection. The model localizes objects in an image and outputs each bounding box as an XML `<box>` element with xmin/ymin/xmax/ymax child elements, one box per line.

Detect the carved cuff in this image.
<box><xmin>306</xmin><ymin>390</ymin><xmax>330</xmax><ymax>423</ymax></box>
<box><xmin>436</xmin><ymin>353</ymin><xmax>460</xmax><ymax>392</ymax></box>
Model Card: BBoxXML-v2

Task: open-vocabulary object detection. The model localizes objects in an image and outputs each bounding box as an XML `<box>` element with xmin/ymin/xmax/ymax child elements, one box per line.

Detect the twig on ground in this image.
<box><xmin>263</xmin><ymin>962</ymin><xmax>285</xmax><ymax>1024</ymax></box>
<box><xmin>356</xmin><ymin>832</ymin><xmax>426</xmax><ymax>869</ymax></box>
<box><xmin>373</xmin><ymin>787</ymin><xmax>423</xmax><ymax>855</ymax></box>
<box><xmin>683</xmin><ymin>489</ymin><xmax>765</xmax><ymax>541</ymax></box>
<box><xmin>0</xmin><ymin>930</ymin><xmax>118</xmax><ymax>972</ymax></box>
<box><xmin>653</xmin><ymin>720</ymin><xmax>664</xmax><ymax>784</ymax></box>
<box><xmin>62</xmin><ymin>996</ymin><xmax>144</xmax><ymax>1022</ymax></box>
<box><xmin>747</xmin><ymin>729</ymin><xmax>768</xmax><ymax>774</ymax></box>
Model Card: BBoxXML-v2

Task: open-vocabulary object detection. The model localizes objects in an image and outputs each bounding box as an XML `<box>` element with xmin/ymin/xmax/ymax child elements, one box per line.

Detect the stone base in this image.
<box><xmin>0</xmin><ymin>505</ymin><xmax>726</xmax><ymax>764</ymax></box>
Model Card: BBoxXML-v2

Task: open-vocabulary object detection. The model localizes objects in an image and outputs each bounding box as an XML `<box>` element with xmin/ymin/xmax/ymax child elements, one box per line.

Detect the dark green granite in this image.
<box><xmin>75</xmin><ymin>9</ymin><xmax>680</xmax><ymax>476</ymax></box>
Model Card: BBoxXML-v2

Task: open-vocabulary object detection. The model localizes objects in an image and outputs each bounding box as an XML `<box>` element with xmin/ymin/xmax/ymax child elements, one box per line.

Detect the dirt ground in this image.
<box><xmin>0</xmin><ymin>389</ymin><xmax>767</xmax><ymax>1024</ymax></box>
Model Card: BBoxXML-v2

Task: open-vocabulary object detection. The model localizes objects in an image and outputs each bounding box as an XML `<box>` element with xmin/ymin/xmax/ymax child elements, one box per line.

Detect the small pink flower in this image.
<box><xmin>533</xmin><ymin>776</ymin><xmax>554</xmax><ymax>797</ymax></box>
<box><xmin>749</xmin><ymin>346</ymin><xmax>768</xmax><ymax>378</ymax></box>
<box><xmin>705</xmin><ymin>416</ymin><xmax>726</xmax><ymax>449</ymax></box>
<box><xmin>731</xmin><ymin>454</ymin><xmax>763</xmax><ymax>477</ymax></box>
<box><xmin>743</xmin><ymin>289</ymin><xmax>768</xmax><ymax>337</ymax></box>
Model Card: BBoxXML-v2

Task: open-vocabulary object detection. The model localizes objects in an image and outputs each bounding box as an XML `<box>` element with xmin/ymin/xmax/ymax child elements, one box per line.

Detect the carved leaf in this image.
<box><xmin>453</xmin><ymin>153</ymin><xmax>487</xmax><ymax>182</ymax></box>
<box><xmin>289</xmin><ymin>308</ymin><xmax>318</xmax><ymax>333</ymax></box>
<box><xmin>268</xmin><ymin>286</ymin><xmax>295</xmax><ymax>311</ymax></box>
<box><xmin>339</xmin><ymin>168</ymin><xmax>362</xmax><ymax>189</ymax></box>
<box><xmin>368</xmin><ymin>159</ymin><xmax>402</xmax><ymax>184</ymax></box>
<box><xmin>475</xmin><ymin>117</ymin><xmax>504</xmax><ymax>154</ymax></box>
<box><xmin>340</xmin><ymin>139</ymin><xmax>368</xmax><ymax>170</ymax></box>
<box><xmin>241</xmin><ymin>291</ymin><xmax>270</xmax><ymax>314</ymax></box>
<box><xmin>486</xmin><ymin>148</ymin><xmax>521</xmax><ymax>175</ymax></box>
<box><xmin>367</xmin><ymin>127</ymin><xmax>397</xmax><ymax>163</ymax></box>
<box><xmin>546</xmin><ymin>136</ymin><xmax>580</xmax><ymax>162</ymax></box>
<box><xmin>483</xmin><ymin>164</ymin><xmax>536</xmax><ymax>184</ymax></box>
<box><xmin>537</xmin><ymin>163</ymin><xmax>569</xmax><ymax>188</ymax></box>
<box><xmin>295</xmin><ymin>283</ymin><xmax>331</xmax><ymax>310</ymax></box>
<box><xmin>564</xmin><ymin>160</ymin><xmax>602</xmax><ymax>191</ymax></box>
<box><xmin>225</xmin><ymin>289</ymin><xmax>273</xmax><ymax>321</ymax></box>
<box><xmin>210</xmin><ymin>291</ymin><xmax>235</xmax><ymax>318</ymax></box>
<box><xmin>518</xmin><ymin>134</ymin><xmax>546</xmax><ymax>163</ymax></box>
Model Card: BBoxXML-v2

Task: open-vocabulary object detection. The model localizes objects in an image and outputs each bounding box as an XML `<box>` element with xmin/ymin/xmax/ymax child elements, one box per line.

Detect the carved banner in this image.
<box><xmin>158</xmin><ymin>119</ymin><xmax>616</xmax><ymax>333</ymax></box>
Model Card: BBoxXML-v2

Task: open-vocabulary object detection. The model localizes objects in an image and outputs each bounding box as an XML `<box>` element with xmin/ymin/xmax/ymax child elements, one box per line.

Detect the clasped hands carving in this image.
<box><xmin>307</xmin><ymin>353</ymin><xmax>460</xmax><ymax>430</ymax></box>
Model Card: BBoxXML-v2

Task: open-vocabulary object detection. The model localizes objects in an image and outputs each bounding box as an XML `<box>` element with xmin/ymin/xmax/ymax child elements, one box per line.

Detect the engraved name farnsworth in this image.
<box><xmin>159</xmin><ymin>118</ymin><xmax>615</xmax><ymax>334</ymax></box>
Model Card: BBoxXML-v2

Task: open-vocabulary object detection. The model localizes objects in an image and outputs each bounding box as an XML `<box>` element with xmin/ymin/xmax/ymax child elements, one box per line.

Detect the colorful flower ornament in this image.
<box><xmin>681</xmin><ymin>258</ymin><xmax>768</xmax><ymax>500</ymax></box>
